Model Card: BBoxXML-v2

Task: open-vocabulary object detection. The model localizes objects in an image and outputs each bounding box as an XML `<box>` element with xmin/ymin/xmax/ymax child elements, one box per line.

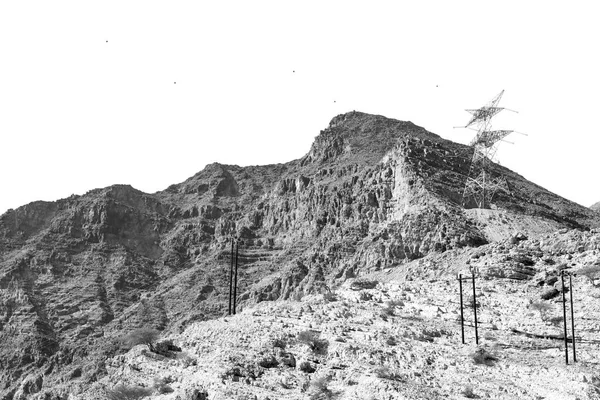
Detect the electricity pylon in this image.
<box><xmin>455</xmin><ymin>90</ymin><xmax>518</xmax><ymax>209</ymax></box>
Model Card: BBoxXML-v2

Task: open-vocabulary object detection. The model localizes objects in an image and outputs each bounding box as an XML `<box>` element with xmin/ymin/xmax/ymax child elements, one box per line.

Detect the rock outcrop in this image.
<box><xmin>1</xmin><ymin>111</ymin><xmax>599</xmax><ymax>397</ymax></box>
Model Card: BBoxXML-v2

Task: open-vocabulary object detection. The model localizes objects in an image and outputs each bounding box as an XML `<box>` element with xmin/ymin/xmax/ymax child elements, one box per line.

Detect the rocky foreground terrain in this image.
<box><xmin>1</xmin><ymin>111</ymin><xmax>600</xmax><ymax>399</ymax></box>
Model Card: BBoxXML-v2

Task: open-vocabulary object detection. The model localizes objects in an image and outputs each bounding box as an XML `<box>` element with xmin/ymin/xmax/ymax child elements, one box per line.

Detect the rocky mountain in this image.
<box><xmin>591</xmin><ymin>202</ymin><xmax>600</xmax><ymax>212</ymax></box>
<box><xmin>1</xmin><ymin>111</ymin><xmax>599</xmax><ymax>399</ymax></box>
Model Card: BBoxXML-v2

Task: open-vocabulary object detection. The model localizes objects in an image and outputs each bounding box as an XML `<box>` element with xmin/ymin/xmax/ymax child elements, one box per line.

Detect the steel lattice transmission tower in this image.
<box><xmin>456</xmin><ymin>90</ymin><xmax>518</xmax><ymax>209</ymax></box>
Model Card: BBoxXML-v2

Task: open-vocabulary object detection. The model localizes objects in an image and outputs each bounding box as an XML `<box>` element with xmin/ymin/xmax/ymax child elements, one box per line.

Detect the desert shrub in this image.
<box><xmin>309</xmin><ymin>376</ymin><xmax>335</xmax><ymax>400</ymax></box>
<box><xmin>153</xmin><ymin>376</ymin><xmax>174</xmax><ymax>394</ymax></box>
<box><xmin>323</xmin><ymin>291</ymin><xmax>337</xmax><ymax>302</ymax></box>
<box><xmin>471</xmin><ymin>348</ymin><xmax>498</xmax><ymax>366</ymax></box>
<box><xmin>381</xmin><ymin>299</ymin><xmax>403</xmax><ymax>316</ymax></box>
<box><xmin>153</xmin><ymin>339</ymin><xmax>181</xmax><ymax>356</ymax></box>
<box><xmin>122</xmin><ymin>328</ymin><xmax>160</xmax><ymax>352</ymax></box>
<box><xmin>579</xmin><ymin>264</ymin><xmax>600</xmax><ymax>283</ymax></box>
<box><xmin>297</xmin><ymin>331</ymin><xmax>328</xmax><ymax>355</ymax></box>
<box><xmin>374</xmin><ymin>366</ymin><xmax>403</xmax><ymax>381</ymax></box>
<box><xmin>548</xmin><ymin>316</ymin><xmax>564</xmax><ymax>327</ymax></box>
<box><xmin>530</xmin><ymin>301</ymin><xmax>553</xmax><ymax>320</ymax></box>
<box><xmin>464</xmin><ymin>295</ymin><xmax>481</xmax><ymax>309</ymax></box>
<box><xmin>176</xmin><ymin>351</ymin><xmax>197</xmax><ymax>367</ymax></box>
<box><xmin>106</xmin><ymin>384</ymin><xmax>152</xmax><ymax>400</ymax></box>
<box><xmin>359</xmin><ymin>291</ymin><xmax>373</xmax><ymax>301</ymax></box>
<box><xmin>299</xmin><ymin>361</ymin><xmax>316</xmax><ymax>373</ymax></box>
<box><xmin>385</xmin><ymin>336</ymin><xmax>397</xmax><ymax>346</ymax></box>
<box><xmin>541</xmin><ymin>288</ymin><xmax>559</xmax><ymax>300</ymax></box>
<box><xmin>462</xmin><ymin>385</ymin><xmax>477</xmax><ymax>398</ymax></box>
<box><xmin>271</xmin><ymin>337</ymin><xmax>287</xmax><ymax>349</ymax></box>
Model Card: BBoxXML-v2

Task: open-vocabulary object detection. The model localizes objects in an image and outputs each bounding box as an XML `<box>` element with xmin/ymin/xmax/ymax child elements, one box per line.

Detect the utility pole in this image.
<box><xmin>569</xmin><ymin>273</ymin><xmax>577</xmax><ymax>362</ymax></box>
<box><xmin>459</xmin><ymin>273</ymin><xmax>465</xmax><ymax>344</ymax></box>
<box><xmin>561</xmin><ymin>272</ymin><xmax>568</xmax><ymax>365</ymax></box>
<box><xmin>472</xmin><ymin>270</ymin><xmax>479</xmax><ymax>345</ymax></box>
<box><xmin>233</xmin><ymin>239</ymin><xmax>240</xmax><ymax>315</ymax></box>
<box><xmin>228</xmin><ymin>237</ymin><xmax>234</xmax><ymax>315</ymax></box>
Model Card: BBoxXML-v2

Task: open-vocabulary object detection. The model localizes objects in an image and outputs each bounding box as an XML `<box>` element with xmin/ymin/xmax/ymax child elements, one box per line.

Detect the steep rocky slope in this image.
<box><xmin>1</xmin><ymin>111</ymin><xmax>599</xmax><ymax>398</ymax></box>
<box><xmin>64</xmin><ymin>229</ymin><xmax>600</xmax><ymax>399</ymax></box>
<box><xmin>591</xmin><ymin>202</ymin><xmax>600</xmax><ymax>212</ymax></box>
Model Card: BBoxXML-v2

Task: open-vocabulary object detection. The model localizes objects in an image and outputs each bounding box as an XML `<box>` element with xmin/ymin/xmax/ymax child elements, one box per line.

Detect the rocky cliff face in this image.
<box><xmin>591</xmin><ymin>201</ymin><xmax>600</xmax><ymax>212</ymax></box>
<box><xmin>1</xmin><ymin>111</ymin><xmax>599</xmax><ymax>398</ymax></box>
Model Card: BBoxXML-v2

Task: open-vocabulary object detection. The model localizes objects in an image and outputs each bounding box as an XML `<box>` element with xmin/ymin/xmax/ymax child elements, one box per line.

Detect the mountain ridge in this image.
<box><xmin>1</xmin><ymin>111</ymin><xmax>599</xmax><ymax>398</ymax></box>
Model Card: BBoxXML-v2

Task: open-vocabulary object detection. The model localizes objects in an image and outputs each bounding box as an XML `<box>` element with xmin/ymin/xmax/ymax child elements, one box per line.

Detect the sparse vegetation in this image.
<box><xmin>375</xmin><ymin>366</ymin><xmax>404</xmax><ymax>381</ymax></box>
<box><xmin>462</xmin><ymin>385</ymin><xmax>477</xmax><ymax>398</ymax></box>
<box><xmin>471</xmin><ymin>347</ymin><xmax>498</xmax><ymax>366</ymax></box>
<box><xmin>176</xmin><ymin>351</ymin><xmax>197</xmax><ymax>367</ymax></box>
<box><xmin>153</xmin><ymin>376</ymin><xmax>174</xmax><ymax>394</ymax></box>
<box><xmin>381</xmin><ymin>299</ymin><xmax>403</xmax><ymax>317</ymax></box>
<box><xmin>579</xmin><ymin>264</ymin><xmax>600</xmax><ymax>284</ymax></box>
<box><xmin>297</xmin><ymin>330</ymin><xmax>328</xmax><ymax>355</ymax></box>
<box><xmin>122</xmin><ymin>327</ymin><xmax>160</xmax><ymax>352</ymax></box>
<box><xmin>309</xmin><ymin>375</ymin><xmax>335</xmax><ymax>400</ymax></box>
<box><xmin>106</xmin><ymin>384</ymin><xmax>153</xmax><ymax>400</ymax></box>
<box><xmin>323</xmin><ymin>291</ymin><xmax>337</xmax><ymax>302</ymax></box>
<box><xmin>271</xmin><ymin>336</ymin><xmax>287</xmax><ymax>349</ymax></box>
<box><xmin>299</xmin><ymin>361</ymin><xmax>316</xmax><ymax>373</ymax></box>
<box><xmin>385</xmin><ymin>336</ymin><xmax>397</xmax><ymax>346</ymax></box>
<box><xmin>359</xmin><ymin>291</ymin><xmax>373</xmax><ymax>301</ymax></box>
<box><xmin>153</xmin><ymin>338</ymin><xmax>182</xmax><ymax>357</ymax></box>
<box><xmin>530</xmin><ymin>300</ymin><xmax>553</xmax><ymax>320</ymax></box>
<box><xmin>548</xmin><ymin>315</ymin><xmax>564</xmax><ymax>327</ymax></box>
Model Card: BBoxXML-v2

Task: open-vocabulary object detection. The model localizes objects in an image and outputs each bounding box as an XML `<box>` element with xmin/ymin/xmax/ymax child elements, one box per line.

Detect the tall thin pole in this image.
<box><xmin>459</xmin><ymin>274</ymin><xmax>465</xmax><ymax>344</ymax></box>
<box><xmin>233</xmin><ymin>240</ymin><xmax>239</xmax><ymax>315</ymax></box>
<box><xmin>561</xmin><ymin>272</ymin><xmax>568</xmax><ymax>365</ymax></box>
<box><xmin>569</xmin><ymin>274</ymin><xmax>576</xmax><ymax>363</ymax></box>
<box><xmin>472</xmin><ymin>271</ymin><xmax>478</xmax><ymax>345</ymax></box>
<box><xmin>228</xmin><ymin>237</ymin><xmax>234</xmax><ymax>315</ymax></box>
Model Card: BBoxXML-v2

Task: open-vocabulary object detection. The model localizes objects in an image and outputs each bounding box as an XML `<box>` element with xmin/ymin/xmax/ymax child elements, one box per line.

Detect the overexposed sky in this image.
<box><xmin>1</xmin><ymin>1</ymin><xmax>599</xmax><ymax>215</ymax></box>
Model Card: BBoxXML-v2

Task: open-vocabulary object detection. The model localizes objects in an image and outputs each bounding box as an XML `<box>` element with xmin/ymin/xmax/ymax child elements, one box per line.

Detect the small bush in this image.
<box><xmin>548</xmin><ymin>316</ymin><xmax>564</xmax><ymax>327</ymax></box>
<box><xmin>122</xmin><ymin>328</ymin><xmax>160</xmax><ymax>352</ymax></box>
<box><xmin>176</xmin><ymin>351</ymin><xmax>197</xmax><ymax>367</ymax></box>
<box><xmin>309</xmin><ymin>376</ymin><xmax>335</xmax><ymax>400</ymax></box>
<box><xmin>153</xmin><ymin>339</ymin><xmax>182</xmax><ymax>356</ymax></box>
<box><xmin>579</xmin><ymin>264</ymin><xmax>600</xmax><ymax>283</ymax></box>
<box><xmin>271</xmin><ymin>337</ymin><xmax>287</xmax><ymax>349</ymax></box>
<box><xmin>153</xmin><ymin>376</ymin><xmax>174</xmax><ymax>394</ymax></box>
<box><xmin>323</xmin><ymin>291</ymin><xmax>337</xmax><ymax>302</ymax></box>
<box><xmin>359</xmin><ymin>291</ymin><xmax>373</xmax><ymax>301</ymax></box>
<box><xmin>471</xmin><ymin>348</ymin><xmax>498</xmax><ymax>366</ymax></box>
<box><xmin>385</xmin><ymin>336</ymin><xmax>397</xmax><ymax>346</ymax></box>
<box><xmin>106</xmin><ymin>384</ymin><xmax>153</xmax><ymax>400</ymax></box>
<box><xmin>299</xmin><ymin>361</ymin><xmax>316</xmax><ymax>373</ymax></box>
<box><xmin>462</xmin><ymin>385</ymin><xmax>477</xmax><ymax>398</ymax></box>
<box><xmin>381</xmin><ymin>299</ymin><xmax>402</xmax><ymax>316</ymax></box>
<box><xmin>374</xmin><ymin>366</ymin><xmax>403</xmax><ymax>381</ymax></box>
<box><xmin>530</xmin><ymin>301</ymin><xmax>553</xmax><ymax>320</ymax></box>
<box><xmin>297</xmin><ymin>331</ymin><xmax>328</xmax><ymax>355</ymax></box>
<box><xmin>541</xmin><ymin>288</ymin><xmax>559</xmax><ymax>300</ymax></box>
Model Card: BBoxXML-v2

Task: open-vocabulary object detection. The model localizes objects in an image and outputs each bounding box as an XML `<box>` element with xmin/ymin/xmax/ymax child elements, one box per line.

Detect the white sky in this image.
<box><xmin>1</xmin><ymin>1</ymin><xmax>599</xmax><ymax>215</ymax></box>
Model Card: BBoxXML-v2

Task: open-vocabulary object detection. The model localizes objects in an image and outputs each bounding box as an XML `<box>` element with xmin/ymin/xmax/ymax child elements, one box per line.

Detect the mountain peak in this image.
<box><xmin>301</xmin><ymin>111</ymin><xmax>441</xmax><ymax>167</ymax></box>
